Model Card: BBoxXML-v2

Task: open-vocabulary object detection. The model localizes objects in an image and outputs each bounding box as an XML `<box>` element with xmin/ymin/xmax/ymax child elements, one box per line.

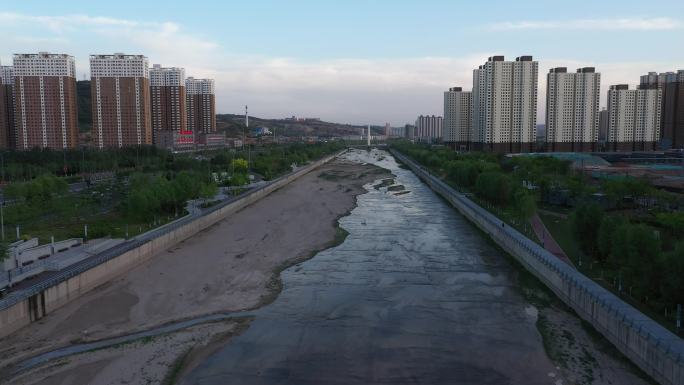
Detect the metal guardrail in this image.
<box><xmin>0</xmin><ymin>151</ymin><xmax>342</xmax><ymax>311</ymax></box>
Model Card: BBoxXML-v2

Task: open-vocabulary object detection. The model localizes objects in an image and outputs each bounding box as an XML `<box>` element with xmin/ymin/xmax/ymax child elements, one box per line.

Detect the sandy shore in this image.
<box><xmin>1</xmin><ymin>156</ymin><xmax>390</xmax><ymax>385</ymax></box>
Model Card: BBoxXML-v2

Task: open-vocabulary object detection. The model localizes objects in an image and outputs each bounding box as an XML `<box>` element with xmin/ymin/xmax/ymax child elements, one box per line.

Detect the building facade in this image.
<box><xmin>150</xmin><ymin>64</ymin><xmax>187</xmax><ymax>141</ymax></box>
<box><xmin>443</xmin><ymin>87</ymin><xmax>472</xmax><ymax>151</ymax></box>
<box><xmin>606</xmin><ymin>85</ymin><xmax>661</xmax><ymax>152</ymax></box>
<box><xmin>545</xmin><ymin>67</ymin><xmax>601</xmax><ymax>152</ymax></box>
<box><xmin>599</xmin><ymin>108</ymin><xmax>609</xmax><ymax>142</ymax></box>
<box><xmin>0</xmin><ymin>66</ymin><xmax>14</xmax><ymax>149</ymax></box>
<box><xmin>12</xmin><ymin>53</ymin><xmax>78</xmax><ymax>150</ymax></box>
<box><xmin>414</xmin><ymin>115</ymin><xmax>443</xmax><ymax>142</ymax></box>
<box><xmin>639</xmin><ymin>71</ymin><xmax>684</xmax><ymax>149</ymax></box>
<box><xmin>90</xmin><ymin>54</ymin><xmax>152</xmax><ymax>148</ymax></box>
<box><xmin>185</xmin><ymin>77</ymin><xmax>216</xmax><ymax>134</ymax></box>
<box><xmin>472</xmin><ymin>55</ymin><xmax>538</xmax><ymax>153</ymax></box>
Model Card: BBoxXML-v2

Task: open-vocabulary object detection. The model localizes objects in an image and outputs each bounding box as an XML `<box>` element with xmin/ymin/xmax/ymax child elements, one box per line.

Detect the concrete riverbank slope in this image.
<box><xmin>391</xmin><ymin>149</ymin><xmax>684</xmax><ymax>385</ymax></box>
<box><xmin>0</xmin><ymin>151</ymin><xmax>343</xmax><ymax>340</ymax></box>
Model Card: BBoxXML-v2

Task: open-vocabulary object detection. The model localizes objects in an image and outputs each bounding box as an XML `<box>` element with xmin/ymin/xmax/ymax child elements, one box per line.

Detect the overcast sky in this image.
<box><xmin>1</xmin><ymin>0</ymin><xmax>683</xmax><ymax>126</ymax></box>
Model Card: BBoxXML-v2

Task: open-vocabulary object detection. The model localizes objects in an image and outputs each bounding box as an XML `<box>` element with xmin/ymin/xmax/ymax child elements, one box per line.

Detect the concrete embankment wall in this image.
<box><xmin>391</xmin><ymin>149</ymin><xmax>684</xmax><ymax>385</ymax></box>
<box><xmin>0</xmin><ymin>151</ymin><xmax>342</xmax><ymax>339</ymax></box>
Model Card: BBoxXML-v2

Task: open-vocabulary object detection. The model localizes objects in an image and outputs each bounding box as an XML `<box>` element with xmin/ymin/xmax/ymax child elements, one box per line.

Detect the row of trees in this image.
<box><xmin>124</xmin><ymin>171</ymin><xmax>218</xmax><ymax>221</ymax></box>
<box><xmin>0</xmin><ymin>146</ymin><xmax>170</xmax><ymax>182</ymax></box>
<box><xmin>209</xmin><ymin>142</ymin><xmax>346</xmax><ymax>181</ymax></box>
<box><xmin>571</xmin><ymin>204</ymin><xmax>684</xmax><ymax>310</ymax></box>
<box><xmin>3</xmin><ymin>174</ymin><xmax>68</xmax><ymax>206</ymax></box>
<box><xmin>394</xmin><ymin>142</ymin><xmax>542</xmax><ymax>219</ymax></box>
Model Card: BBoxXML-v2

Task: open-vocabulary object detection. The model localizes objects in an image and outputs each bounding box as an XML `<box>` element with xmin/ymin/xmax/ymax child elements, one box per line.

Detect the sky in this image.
<box><xmin>1</xmin><ymin>0</ymin><xmax>683</xmax><ymax>126</ymax></box>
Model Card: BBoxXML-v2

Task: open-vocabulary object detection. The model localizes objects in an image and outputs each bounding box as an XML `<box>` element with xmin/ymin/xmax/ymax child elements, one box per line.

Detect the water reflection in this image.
<box><xmin>183</xmin><ymin>149</ymin><xmax>557</xmax><ymax>385</ymax></box>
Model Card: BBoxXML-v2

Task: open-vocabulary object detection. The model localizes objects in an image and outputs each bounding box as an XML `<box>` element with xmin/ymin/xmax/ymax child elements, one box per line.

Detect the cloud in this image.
<box><xmin>0</xmin><ymin>12</ymin><xmax>141</xmax><ymax>33</ymax></box>
<box><xmin>1</xmin><ymin>12</ymin><xmax>681</xmax><ymax>126</ymax></box>
<box><xmin>0</xmin><ymin>11</ymin><xmax>219</xmax><ymax>77</ymax></box>
<box><xmin>489</xmin><ymin>17</ymin><xmax>682</xmax><ymax>31</ymax></box>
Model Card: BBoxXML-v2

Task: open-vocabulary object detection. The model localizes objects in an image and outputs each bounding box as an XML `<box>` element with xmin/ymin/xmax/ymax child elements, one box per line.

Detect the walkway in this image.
<box><xmin>529</xmin><ymin>212</ymin><xmax>575</xmax><ymax>267</ymax></box>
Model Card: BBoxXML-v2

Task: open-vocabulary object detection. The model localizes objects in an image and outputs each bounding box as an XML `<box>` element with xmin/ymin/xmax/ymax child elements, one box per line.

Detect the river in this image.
<box><xmin>180</xmin><ymin>149</ymin><xmax>561</xmax><ymax>385</ymax></box>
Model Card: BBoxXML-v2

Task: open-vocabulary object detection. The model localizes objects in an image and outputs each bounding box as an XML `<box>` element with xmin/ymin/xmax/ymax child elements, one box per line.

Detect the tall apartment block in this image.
<box><xmin>472</xmin><ymin>56</ymin><xmax>538</xmax><ymax>153</ymax></box>
<box><xmin>150</xmin><ymin>64</ymin><xmax>187</xmax><ymax>134</ymax></box>
<box><xmin>606</xmin><ymin>85</ymin><xmax>661</xmax><ymax>152</ymax></box>
<box><xmin>639</xmin><ymin>71</ymin><xmax>684</xmax><ymax>149</ymax></box>
<box><xmin>12</xmin><ymin>53</ymin><xmax>78</xmax><ymax>150</ymax></box>
<box><xmin>185</xmin><ymin>77</ymin><xmax>216</xmax><ymax>133</ymax></box>
<box><xmin>414</xmin><ymin>115</ymin><xmax>443</xmax><ymax>142</ymax></box>
<box><xmin>0</xmin><ymin>66</ymin><xmax>14</xmax><ymax>149</ymax></box>
<box><xmin>599</xmin><ymin>108</ymin><xmax>609</xmax><ymax>142</ymax></box>
<box><xmin>545</xmin><ymin>67</ymin><xmax>601</xmax><ymax>152</ymax></box>
<box><xmin>90</xmin><ymin>54</ymin><xmax>152</xmax><ymax>148</ymax></box>
<box><xmin>443</xmin><ymin>87</ymin><xmax>472</xmax><ymax>151</ymax></box>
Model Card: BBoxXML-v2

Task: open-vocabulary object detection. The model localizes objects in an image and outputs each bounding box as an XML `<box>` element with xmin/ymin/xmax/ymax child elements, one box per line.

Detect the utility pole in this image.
<box><xmin>367</xmin><ymin>124</ymin><xmax>371</xmax><ymax>147</ymax></box>
<box><xmin>244</xmin><ymin>105</ymin><xmax>248</xmax><ymax>151</ymax></box>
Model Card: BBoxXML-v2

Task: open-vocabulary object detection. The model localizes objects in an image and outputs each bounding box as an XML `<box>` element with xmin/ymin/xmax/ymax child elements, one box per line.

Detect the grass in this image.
<box><xmin>2</xmin><ymin>182</ymin><xmax>185</xmax><ymax>244</ymax></box>
<box><xmin>537</xmin><ymin>211</ymin><xmax>585</xmax><ymax>264</ymax></box>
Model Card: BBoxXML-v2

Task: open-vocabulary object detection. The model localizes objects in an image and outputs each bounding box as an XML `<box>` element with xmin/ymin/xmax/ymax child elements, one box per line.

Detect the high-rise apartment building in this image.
<box><xmin>150</xmin><ymin>64</ymin><xmax>187</xmax><ymax>136</ymax></box>
<box><xmin>599</xmin><ymin>108</ymin><xmax>609</xmax><ymax>142</ymax></box>
<box><xmin>472</xmin><ymin>56</ymin><xmax>538</xmax><ymax>153</ymax></box>
<box><xmin>443</xmin><ymin>87</ymin><xmax>472</xmax><ymax>151</ymax></box>
<box><xmin>12</xmin><ymin>53</ymin><xmax>78</xmax><ymax>150</ymax></box>
<box><xmin>90</xmin><ymin>54</ymin><xmax>152</xmax><ymax>148</ymax></box>
<box><xmin>606</xmin><ymin>85</ymin><xmax>661</xmax><ymax>152</ymax></box>
<box><xmin>639</xmin><ymin>71</ymin><xmax>684</xmax><ymax>149</ymax></box>
<box><xmin>186</xmin><ymin>77</ymin><xmax>216</xmax><ymax>133</ymax></box>
<box><xmin>0</xmin><ymin>66</ymin><xmax>14</xmax><ymax>149</ymax></box>
<box><xmin>545</xmin><ymin>67</ymin><xmax>601</xmax><ymax>152</ymax></box>
<box><xmin>414</xmin><ymin>115</ymin><xmax>443</xmax><ymax>142</ymax></box>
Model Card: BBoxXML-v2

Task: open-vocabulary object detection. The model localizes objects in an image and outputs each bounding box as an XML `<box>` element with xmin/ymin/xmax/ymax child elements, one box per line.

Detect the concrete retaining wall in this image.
<box><xmin>0</xmin><ymin>151</ymin><xmax>342</xmax><ymax>339</ymax></box>
<box><xmin>391</xmin><ymin>149</ymin><xmax>684</xmax><ymax>385</ymax></box>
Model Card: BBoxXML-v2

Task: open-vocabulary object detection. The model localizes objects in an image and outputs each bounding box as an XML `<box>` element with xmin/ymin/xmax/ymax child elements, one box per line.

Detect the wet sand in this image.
<box><xmin>1</xmin><ymin>157</ymin><xmax>389</xmax><ymax>385</ymax></box>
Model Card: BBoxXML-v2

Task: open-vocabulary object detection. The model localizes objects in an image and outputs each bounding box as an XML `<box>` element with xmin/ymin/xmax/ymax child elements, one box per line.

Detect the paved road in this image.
<box><xmin>181</xmin><ymin>150</ymin><xmax>560</xmax><ymax>385</ymax></box>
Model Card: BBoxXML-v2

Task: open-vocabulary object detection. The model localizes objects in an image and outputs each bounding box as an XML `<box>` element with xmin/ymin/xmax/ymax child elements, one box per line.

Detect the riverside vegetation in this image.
<box><xmin>0</xmin><ymin>142</ymin><xmax>346</xmax><ymax>258</ymax></box>
<box><xmin>393</xmin><ymin>140</ymin><xmax>684</xmax><ymax>332</ymax></box>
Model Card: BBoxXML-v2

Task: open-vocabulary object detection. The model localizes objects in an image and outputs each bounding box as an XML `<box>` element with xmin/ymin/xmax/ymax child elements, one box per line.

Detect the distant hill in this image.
<box><xmin>216</xmin><ymin>114</ymin><xmax>381</xmax><ymax>138</ymax></box>
<box><xmin>77</xmin><ymin>80</ymin><xmax>92</xmax><ymax>132</ymax></box>
<box><xmin>72</xmin><ymin>86</ymin><xmax>377</xmax><ymax>140</ymax></box>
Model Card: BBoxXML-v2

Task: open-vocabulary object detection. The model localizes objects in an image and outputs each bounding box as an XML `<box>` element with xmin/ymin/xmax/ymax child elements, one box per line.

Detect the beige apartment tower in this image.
<box><xmin>12</xmin><ymin>53</ymin><xmax>78</xmax><ymax>150</ymax></box>
<box><xmin>606</xmin><ymin>85</ymin><xmax>661</xmax><ymax>152</ymax></box>
<box><xmin>90</xmin><ymin>54</ymin><xmax>152</xmax><ymax>148</ymax></box>
<box><xmin>545</xmin><ymin>67</ymin><xmax>601</xmax><ymax>152</ymax></box>
<box><xmin>0</xmin><ymin>66</ymin><xmax>14</xmax><ymax>149</ymax></box>
<box><xmin>472</xmin><ymin>55</ymin><xmax>538</xmax><ymax>153</ymax></box>
<box><xmin>185</xmin><ymin>77</ymin><xmax>216</xmax><ymax>133</ymax></box>
<box><xmin>443</xmin><ymin>86</ymin><xmax>472</xmax><ymax>151</ymax></box>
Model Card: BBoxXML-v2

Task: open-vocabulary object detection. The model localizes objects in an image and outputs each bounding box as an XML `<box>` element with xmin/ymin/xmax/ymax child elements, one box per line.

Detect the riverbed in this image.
<box><xmin>180</xmin><ymin>149</ymin><xmax>564</xmax><ymax>385</ymax></box>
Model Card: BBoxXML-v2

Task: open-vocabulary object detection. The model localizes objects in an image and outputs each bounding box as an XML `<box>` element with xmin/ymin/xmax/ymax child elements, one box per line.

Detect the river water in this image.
<box><xmin>181</xmin><ymin>149</ymin><xmax>560</xmax><ymax>385</ymax></box>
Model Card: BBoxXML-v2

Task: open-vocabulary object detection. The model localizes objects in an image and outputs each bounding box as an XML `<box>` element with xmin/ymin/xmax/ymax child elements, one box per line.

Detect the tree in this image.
<box><xmin>514</xmin><ymin>189</ymin><xmax>537</xmax><ymax>219</ymax></box>
<box><xmin>571</xmin><ymin>203</ymin><xmax>604</xmax><ymax>258</ymax></box>
<box><xmin>660</xmin><ymin>241</ymin><xmax>684</xmax><ymax>306</ymax></box>
<box><xmin>232</xmin><ymin>158</ymin><xmax>249</xmax><ymax>174</ymax></box>
<box><xmin>475</xmin><ymin>172</ymin><xmax>512</xmax><ymax>206</ymax></box>
<box><xmin>597</xmin><ymin>215</ymin><xmax>624</xmax><ymax>262</ymax></box>
<box><xmin>199</xmin><ymin>182</ymin><xmax>219</xmax><ymax>202</ymax></box>
<box><xmin>610</xmin><ymin>222</ymin><xmax>662</xmax><ymax>297</ymax></box>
